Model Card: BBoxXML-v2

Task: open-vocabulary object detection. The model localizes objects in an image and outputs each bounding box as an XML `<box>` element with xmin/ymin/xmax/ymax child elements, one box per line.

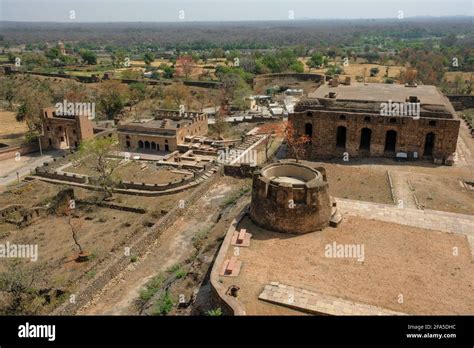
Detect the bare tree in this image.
<box><xmin>258</xmin><ymin>122</ymin><xmax>286</xmax><ymax>162</ymax></box>
<box><xmin>285</xmin><ymin>121</ymin><xmax>310</xmax><ymax>163</ymax></box>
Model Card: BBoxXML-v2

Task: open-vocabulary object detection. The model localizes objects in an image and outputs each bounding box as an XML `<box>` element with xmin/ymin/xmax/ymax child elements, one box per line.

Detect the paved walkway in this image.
<box><xmin>335</xmin><ymin>198</ymin><xmax>474</xmax><ymax>237</ymax></box>
<box><xmin>0</xmin><ymin>149</ymin><xmax>65</xmax><ymax>189</ymax></box>
<box><xmin>259</xmin><ymin>282</ymin><xmax>405</xmax><ymax>316</ymax></box>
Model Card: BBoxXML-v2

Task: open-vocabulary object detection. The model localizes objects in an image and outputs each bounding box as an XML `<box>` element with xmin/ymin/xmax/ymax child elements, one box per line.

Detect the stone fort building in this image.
<box><xmin>250</xmin><ymin>162</ymin><xmax>341</xmax><ymax>234</ymax></box>
<box><xmin>289</xmin><ymin>82</ymin><xmax>460</xmax><ymax>165</ymax></box>
<box><xmin>117</xmin><ymin>109</ymin><xmax>208</xmax><ymax>153</ymax></box>
<box><xmin>40</xmin><ymin>107</ymin><xmax>94</xmax><ymax>150</ymax></box>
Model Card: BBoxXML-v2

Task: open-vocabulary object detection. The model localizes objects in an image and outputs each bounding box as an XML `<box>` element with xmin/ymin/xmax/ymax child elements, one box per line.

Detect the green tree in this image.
<box><xmin>97</xmin><ymin>81</ymin><xmax>128</xmax><ymax>121</ymax></box>
<box><xmin>16</xmin><ymin>90</ymin><xmax>51</xmax><ymax>132</ymax></box>
<box><xmin>161</xmin><ymin>65</ymin><xmax>175</xmax><ymax>79</ymax></box>
<box><xmin>0</xmin><ymin>79</ymin><xmax>15</xmax><ymax>110</ymax></box>
<box><xmin>143</xmin><ymin>52</ymin><xmax>155</xmax><ymax>66</ymax></box>
<box><xmin>308</xmin><ymin>53</ymin><xmax>325</xmax><ymax>68</ymax></box>
<box><xmin>77</xmin><ymin>136</ymin><xmax>119</xmax><ymax>199</ymax></box>
<box><xmin>80</xmin><ymin>50</ymin><xmax>97</xmax><ymax>65</ymax></box>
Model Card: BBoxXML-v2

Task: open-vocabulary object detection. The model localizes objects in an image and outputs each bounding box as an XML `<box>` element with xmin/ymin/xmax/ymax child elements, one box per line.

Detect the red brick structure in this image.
<box><xmin>289</xmin><ymin>83</ymin><xmax>460</xmax><ymax>165</ymax></box>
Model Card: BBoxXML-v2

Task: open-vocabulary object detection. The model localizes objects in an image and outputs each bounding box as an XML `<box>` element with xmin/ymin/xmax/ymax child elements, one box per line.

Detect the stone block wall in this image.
<box><xmin>289</xmin><ymin>108</ymin><xmax>460</xmax><ymax>162</ymax></box>
<box><xmin>249</xmin><ymin>163</ymin><xmax>332</xmax><ymax>234</ymax></box>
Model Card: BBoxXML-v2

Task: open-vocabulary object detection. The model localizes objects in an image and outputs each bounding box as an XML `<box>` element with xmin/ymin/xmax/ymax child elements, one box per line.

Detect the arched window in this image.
<box><xmin>429</xmin><ymin>120</ymin><xmax>436</xmax><ymax>127</ymax></box>
<box><xmin>339</xmin><ymin>115</ymin><xmax>346</xmax><ymax>121</ymax></box>
<box><xmin>306</xmin><ymin>111</ymin><xmax>313</xmax><ymax>117</ymax></box>
<box><xmin>138</xmin><ymin>140</ymin><xmax>144</xmax><ymax>148</ymax></box>
<box><xmin>144</xmin><ymin>141</ymin><xmax>150</xmax><ymax>149</ymax></box>
<box><xmin>364</xmin><ymin>116</ymin><xmax>371</xmax><ymax>123</ymax></box>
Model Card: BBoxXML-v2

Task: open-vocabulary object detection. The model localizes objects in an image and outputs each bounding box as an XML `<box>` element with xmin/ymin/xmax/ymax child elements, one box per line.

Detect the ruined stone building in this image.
<box><xmin>250</xmin><ymin>162</ymin><xmax>341</xmax><ymax>234</ymax></box>
<box><xmin>117</xmin><ymin>110</ymin><xmax>208</xmax><ymax>153</ymax></box>
<box><xmin>289</xmin><ymin>82</ymin><xmax>460</xmax><ymax>164</ymax></box>
<box><xmin>40</xmin><ymin>107</ymin><xmax>94</xmax><ymax>150</ymax></box>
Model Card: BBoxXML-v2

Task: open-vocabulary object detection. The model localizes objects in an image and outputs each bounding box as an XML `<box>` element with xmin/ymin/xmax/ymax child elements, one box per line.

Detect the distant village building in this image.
<box><xmin>57</xmin><ymin>41</ymin><xmax>67</xmax><ymax>56</ymax></box>
<box><xmin>117</xmin><ymin>110</ymin><xmax>208</xmax><ymax>153</ymax></box>
<box><xmin>245</xmin><ymin>95</ymin><xmax>272</xmax><ymax>111</ymax></box>
<box><xmin>289</xmin><ymin>82</ymin><xmax>460</xmax><ymax>165</ymax></box>
<box><xmin>40</xmin><ymin>107</ymin><xmax>94</xmax><ymax>150</ymax></box>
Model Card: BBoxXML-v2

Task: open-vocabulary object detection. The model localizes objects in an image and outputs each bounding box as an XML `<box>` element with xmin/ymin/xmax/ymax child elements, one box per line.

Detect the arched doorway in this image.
<box><xmin>144</xmin><ymin>141</ymin><xmax>150</xmax><ymax>149</ymax></box>
<box><xmin>359</xmin><ymin>128</ymin><xmax>372</xmax><ymax>150</ymax></box>
<box><xmin>336</xmin><ymin>126</ymin><xmax>346</xmax><ymax>148</ymax></box>
<box><xmin>151</xmin><ymin>141</ymin><xmax>156</xmax><ymax>150</ymax></box>
<box><xmin>384</xmin><ymin>130</ymin><xmax>397</xmax><ymax>152</ymax></box>
<box><xmin>305</xmin><ymin>123</ymin><xmax>313</xmax><ymax>138</ymax></box>
<box><xmin>424</xmin><ymin>132</ymin><xmax>435</xmax><ymax>157</ymax></box>
<box><xmin>138</xmin><ymin>140</ymin><xmax>144</xmax><ymax>149</ymax></box>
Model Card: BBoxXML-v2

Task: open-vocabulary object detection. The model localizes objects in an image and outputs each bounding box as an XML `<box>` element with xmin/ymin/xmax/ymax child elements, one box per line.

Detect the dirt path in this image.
<box><xmin>389</xmin><ymin>170</ymin><xmax>417</xmax><ymax>209</ymax></box>
<box><xmin>78</xmin><ymin>180</ymin><xmax>236</xmax><ymax>315</ymax></box>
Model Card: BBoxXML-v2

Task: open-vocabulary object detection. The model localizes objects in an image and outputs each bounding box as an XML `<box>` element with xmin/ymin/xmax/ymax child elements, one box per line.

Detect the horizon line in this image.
<box><xmin>1</xmin><ymin>15</ymin><xmax>473</xmax><ymax>24</ymax></box>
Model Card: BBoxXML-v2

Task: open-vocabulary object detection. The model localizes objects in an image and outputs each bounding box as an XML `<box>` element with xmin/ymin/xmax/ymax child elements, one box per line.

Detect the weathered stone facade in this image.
<box><xmin>250</xmin><ymin>162</ymin><xmax>337</xmax><ymax>234</ymax></box>
<box><xmin>289</xmin><ymin>83</ymin><xmax>460</xmax><ymax>164</ymax></box>
<box><xmin>117</xmin><ymin>110</ymin><xmax>208</xmax><ymax>153</ymax></box>
<box><xmin>40</xmin><ymin>107</ymin><xmax>94</xmax><ymax>150</ymax></box>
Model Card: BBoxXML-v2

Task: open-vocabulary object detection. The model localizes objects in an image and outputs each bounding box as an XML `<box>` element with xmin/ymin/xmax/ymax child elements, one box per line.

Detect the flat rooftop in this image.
<box><xmin>310</xmin><ymin>83</ymin><xmax>446</xmax><ymax>105</ymax></box>
<box><xmin>119</xmin><ymin>118</ymin><xmax>194</xmax><ymax>130</ymax></box>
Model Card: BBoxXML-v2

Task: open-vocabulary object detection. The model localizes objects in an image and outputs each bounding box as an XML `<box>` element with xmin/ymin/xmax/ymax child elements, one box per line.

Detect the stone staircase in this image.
<box><xmin>226</xmin><ymin>134</ymin><xmax>266</xmax><ymax>164</ymax></box>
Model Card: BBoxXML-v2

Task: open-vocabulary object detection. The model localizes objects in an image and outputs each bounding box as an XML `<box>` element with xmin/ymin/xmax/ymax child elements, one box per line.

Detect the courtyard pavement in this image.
<box><xmin>0</xmin><ymin>149</ymin><xmax>65</xmax><ymax>189</ymax></box>
<box><xmin>336</xmin><ymin>198</ymin><xmax>474</xmax><ymax>237</ymax></box>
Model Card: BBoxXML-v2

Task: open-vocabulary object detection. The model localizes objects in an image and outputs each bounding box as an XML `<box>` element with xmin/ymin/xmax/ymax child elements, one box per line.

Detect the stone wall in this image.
<box><xmin>249</xmin><ymin>162</ymin><xmax>332</xmax><ymax>234</ymax></box>
<box><xmin>253</xmin><ymin>73</ymin><xmax>325</xmax><ymax>91</ymax></box>
<box><xmin>0</xmin><ymin>143</ymin><xmax>39</xmax><ymax>161</ymax></box>
<box><xmin>210</xmin><ymin>208</ymin><xmax>248</xmax><ymax>315</ymax></box>
<box><xmin>183</xmin><ymin>80</ymin><xmax>220</xmax><ymax>89</ymax></box>
<box><xmin>35</xmin><ymin>168</ymin><xmax>87</xmax><ymax>184</ymax></box>
<box><xmin>289</xmin><ymin>108</ymin><xmax>460</xmax><ymax>163</ymax></box>
<box><xmin>224</xmin><ymin>163</ymin><xmax>259</xmax><ymax>178</ymax></box>
<box><xmin>447</xmin><ymin>95</ymin><xmax>474</xmax><ymax>110</ymax></box>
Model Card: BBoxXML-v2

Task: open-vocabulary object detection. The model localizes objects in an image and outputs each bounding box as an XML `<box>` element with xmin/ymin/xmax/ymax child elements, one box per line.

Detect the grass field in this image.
<box><xmin>0</xmin><ymin>110</ymin><xmax>28</xmax><ymax>143</ymax></box>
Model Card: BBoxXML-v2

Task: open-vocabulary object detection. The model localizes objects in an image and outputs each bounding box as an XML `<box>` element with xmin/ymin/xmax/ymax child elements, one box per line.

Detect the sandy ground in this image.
<box><xmin>320</xmin><ymin>163</ymin><xmax>393</xmax><ymax>204</ymax></box>
<box><xmin>0</xmin><ymin>178</ymin><xmax>188</xmax><ymax>313</ymax></box>
<box><xmin>0</xmin><ymin>203</ymin><xmax>144</xmax><ymax>309</ymax></box>
<box><xmin>0</xmin><ymin>110</ymin><xmax>28</xmax><ymax>140</ymax></box>
<box><xmin>221</xmin><ymin>215</ymin><xmax>474</xmax><ymax>315</ymax></box>
<box><xmin>63</xmin><ymin>160</ymin><xmax>189</xmax><ymax>185</ymax></box>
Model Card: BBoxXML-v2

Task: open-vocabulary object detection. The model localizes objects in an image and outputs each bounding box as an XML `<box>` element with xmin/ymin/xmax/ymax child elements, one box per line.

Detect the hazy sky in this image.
<box><xmin>0</xmin><ymin>0</ymin><xmax>472</xmax><ymax>22</ymax></box>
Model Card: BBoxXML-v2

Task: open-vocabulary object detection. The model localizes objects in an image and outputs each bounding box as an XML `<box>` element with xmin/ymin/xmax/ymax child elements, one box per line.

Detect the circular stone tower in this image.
<box><xmin>250</xmin><ymin>162</ymin><xmax>338</xmax><ymax>234</ymax></box>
